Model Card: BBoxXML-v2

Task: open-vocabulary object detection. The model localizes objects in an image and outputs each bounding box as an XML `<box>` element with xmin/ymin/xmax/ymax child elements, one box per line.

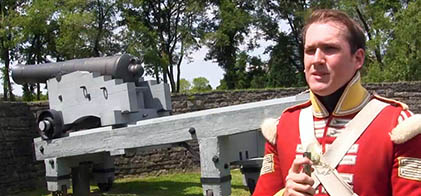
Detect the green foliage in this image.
<box><xmin>17</xmin><ymin>0</ymin><xmax>60</xmax><ymax>101</ymax></box>
<box><xmin>56</xmin><ymin>2</ymin><xmax>94</xmax><ymax>59</ymax></box>
<box><xmin>381</xmin><ymin>0</ymin><xmax>421</xmax><ymax>81</ymax></box>
<box><xmin>203</xmin><ymin>0</ymin><xmax>254</xmax><ymax>89</ymax></box>
<box><xmin>120</xmin><ymin>0</ymin><xmax>205</xmax><ymax>92</ymax></box>
<box><xmin>233</xmin><ymin>52</ymin><xmax>249</xmax><ymax>89</ymax></box>
<box><xmin>216</xmin><ymin>79</ymin><xmax>228</xmax><ymax>90</ymax></box>
<box><xmin>248</xmin><ymin>56</ymin><xmax>267</xmax><ymax>88</ymax></box>
<box><xmin>191</xmin><ymin>77</ymin><xmax>212</xmax><ymax>93</ymax></box>
<box><xmin>55</xmin><ymin>0</ymin><xmax>120</xmax><ymax>59</ymax></box>
<box><xmin>21</xmin><ymin>84</ymin><xmax>35</xmax><ymax>101</ymax></box>
<box><xmin>343</xmin><ymin>0</ymin><xmax>421</xmax><ymax>82</ymax></box>
<box><xmin>19</xmin><ymin>0</ymin><xmax>59</xmax><ymax>59</ymax></box>
<box><xmin>266</xmin><ymin>34</ymin><xmax>302</xmax><ymax>87</ymax></box>
<box><xmin>0</xmin><ymin>0</ymin><xmax>23</xmax><ymax>101</ymax></box>
<box><xmin>178</xmin><ymin>78</ymin><xmax>191</xmax><ymax>93</ymax></box>
<box><xmin>255</xmin><ymin>0</ymin><xmax>323</xmax><ymax>88</ymax></box>
<box><xmin>214</xmin><ymin>51</ymin><xmax>268</xmax><ymax>90</ymax></box>
<box><xmin>3</xmin><ymin>0</ymin><xmax>421</xmax><ymax>101</ymax></box>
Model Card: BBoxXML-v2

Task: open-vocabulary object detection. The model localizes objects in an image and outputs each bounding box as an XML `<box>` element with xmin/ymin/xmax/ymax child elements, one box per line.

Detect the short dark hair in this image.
<box><xmin>302</xmin><ymin>9</ymin><xmax>366</xmax><ymax>54</ymax></box>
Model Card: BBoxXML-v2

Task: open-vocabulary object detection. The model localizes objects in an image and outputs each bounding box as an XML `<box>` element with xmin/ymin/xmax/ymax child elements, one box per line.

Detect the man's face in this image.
<box><xmin>304</xmin><ymin>21</ymin><xmax>364</xmax><ymax>96</ymax></box>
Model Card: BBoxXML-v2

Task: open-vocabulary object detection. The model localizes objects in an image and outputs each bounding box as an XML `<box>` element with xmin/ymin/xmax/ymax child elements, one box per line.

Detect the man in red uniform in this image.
<box><xmin>253</xmin><ymin>9</ymin><xmax>421</xmax><ymax>196</ymax></box>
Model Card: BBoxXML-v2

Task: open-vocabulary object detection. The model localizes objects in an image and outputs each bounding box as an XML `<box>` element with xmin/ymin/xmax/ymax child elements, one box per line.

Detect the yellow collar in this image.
<box><xmin>310</xmin><ymin>72</ymin><xmax>370</xmax><ymax>118</ymax></box>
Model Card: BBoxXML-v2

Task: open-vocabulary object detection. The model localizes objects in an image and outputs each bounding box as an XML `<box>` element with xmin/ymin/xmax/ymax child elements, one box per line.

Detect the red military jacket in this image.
<box><xmin>253</xmin><ymin>74</ymin><xmax>421</xmax><ymax>196</ymax></box>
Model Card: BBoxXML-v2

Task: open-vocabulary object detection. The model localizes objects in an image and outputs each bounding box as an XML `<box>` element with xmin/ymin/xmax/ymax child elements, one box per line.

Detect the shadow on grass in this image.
<box><xmin>15</xmin><ymin>169</ymin><xmax>251</xmax><ymax>196</ymax></box>
<box><xmin>95</xmin><ymin>180</ymin><xmax>202</xmax><ymax>196</ymax></box>
<box><xmin>91</xmin><ymin>180</ymin><xmax>249</xmax><ymax>196</ymax></box>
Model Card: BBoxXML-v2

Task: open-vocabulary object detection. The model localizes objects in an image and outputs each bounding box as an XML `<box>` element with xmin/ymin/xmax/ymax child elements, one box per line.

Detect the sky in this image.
<box><xmin>169</xmin><ymin>40</ymin><xmax>272</xmax><ymax>90</ymax></box>
<box><xmin>144</xmin><ymin>46</ymin><xmax>225</xmax><ymax>90</ymax></box>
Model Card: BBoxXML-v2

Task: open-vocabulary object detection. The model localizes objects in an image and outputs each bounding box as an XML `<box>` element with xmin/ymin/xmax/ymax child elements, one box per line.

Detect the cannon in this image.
<box><xmin>12</xmin><ymin>54</ymin><xmax>172</xmax><ymax>140</ymax></box>
<box><xmin>12</xmin><ymin>54</ymin><xmax>173</xmax><ymax>194</ymax></box>
<box><xmin>12</xmin><ymin>54</ymin><xmax>144</xmax><ymax>84</ymax></box>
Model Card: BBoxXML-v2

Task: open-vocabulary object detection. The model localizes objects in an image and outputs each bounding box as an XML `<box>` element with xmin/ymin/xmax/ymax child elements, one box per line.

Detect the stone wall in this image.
<box><xmin>171</xmin><ymin>88</ymin><xmax>307</xmax><ymax>114</ymax></box>
<box><xmin>365</xmin><ymin>82</ymin><xmax>421</xmax><ymax>113</ymax></box>
<box><xmin>0</xmin><ymin>102</ymin><xmax>44</xmax><ymax>195</ymax></box>
<box><xmin>1</xmin><ymin>81</ymin><xmax>421</xmax><ymax>194</ymax></box>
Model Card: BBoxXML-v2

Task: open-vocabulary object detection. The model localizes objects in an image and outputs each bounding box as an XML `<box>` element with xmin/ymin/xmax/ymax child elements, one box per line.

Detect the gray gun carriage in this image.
<box><xmin>12</xmin><ymin>54</ymin><xmax>308</xmax><ymax>196</ymax></box>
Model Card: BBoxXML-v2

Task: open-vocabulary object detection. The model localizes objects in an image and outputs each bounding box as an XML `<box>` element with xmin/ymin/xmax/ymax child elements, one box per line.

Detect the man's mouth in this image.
<box><xmin>312</xmin><ymin>72</ymin><xmax>328</xmax><ymax>76</ymax></box>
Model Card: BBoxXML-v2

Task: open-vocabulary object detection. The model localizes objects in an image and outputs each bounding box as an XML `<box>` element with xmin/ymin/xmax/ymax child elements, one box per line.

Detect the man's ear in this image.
<box><xmin>354</xmin><ymin>48</ymin><xmax>365</xmax><ymax>70</ymax></box>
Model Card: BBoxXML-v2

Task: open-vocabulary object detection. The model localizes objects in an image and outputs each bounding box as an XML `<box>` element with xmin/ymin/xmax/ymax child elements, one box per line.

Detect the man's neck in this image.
<box><xmin>316</xmin><ymin>84</ymin><xmax>347</xmax><ymax>114</ymax></box>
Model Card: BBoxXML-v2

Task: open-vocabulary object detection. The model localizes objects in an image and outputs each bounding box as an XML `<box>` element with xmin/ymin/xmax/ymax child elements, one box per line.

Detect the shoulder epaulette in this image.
<box><xmin>260</xmin><ymin>100</ymin><xmax>311</xmax><ymax>145</ymax></box>
<box><xmin>260</xmin><ymin>118</ymin><xmax>279</xmax><ymax>145</ymax></box>
<box><xmin>373</xmin><ymin>94</ymin><xmax>409</xmax><ymax>110</ymax></box>
<box><xmin>390</xmin><ymin>114</ymin><xmax>421</xmax><ymax>144</ymax></box>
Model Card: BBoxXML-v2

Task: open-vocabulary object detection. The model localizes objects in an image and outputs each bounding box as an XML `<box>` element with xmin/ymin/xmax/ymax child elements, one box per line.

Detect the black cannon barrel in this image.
<box><xmin>12</xmin><ymin>54</ymin><xmax>144</xmax><ymax>84</ymax></box>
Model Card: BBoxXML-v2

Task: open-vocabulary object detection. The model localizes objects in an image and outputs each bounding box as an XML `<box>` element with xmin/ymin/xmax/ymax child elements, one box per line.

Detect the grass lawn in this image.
<box><xmin>18</xmin><ymin>169</ymin><xmax>251</xmax><ymax>196</ymax></box>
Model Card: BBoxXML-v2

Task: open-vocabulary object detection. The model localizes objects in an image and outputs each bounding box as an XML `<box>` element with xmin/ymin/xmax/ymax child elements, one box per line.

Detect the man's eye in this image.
<box><xmin>305</xmin><ymin>48</ymin><xmax>316</xmax><ymax>54</ymax></box>
<box><xmin>323</xmin><ymin>46</ymin><xmax>338</xmax><ymax>53</ymax></box>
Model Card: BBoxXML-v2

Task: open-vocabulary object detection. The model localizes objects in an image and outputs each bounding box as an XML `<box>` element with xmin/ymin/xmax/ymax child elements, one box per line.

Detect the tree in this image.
<box><xmin>54</xmin><ymin>0</ymin><xmax>94</xmax><ymax>59</ymax></box>
<box><xmin>266</xmin><ymin>33</ymin><xmax>303</xmax><ymax>87</ymax></box>
<box><xmin>89</xmin><ymin>0</ymin><xmax>120</xmax><ymax>57</ymax></box>
<box><xmin>178</xmin><ymin>78</ymin><xmax>191</xmax><ymax>93</ymax></box>
<box><xmin>247</xmin><ymin>56</ymin><xmax>267</xmax><ymax>89</ymax></box>
<box><xmin>191</xmin><ymin>77</ymin><xmax>212</xmax><ymax>93</ymax></box>
<box><xmin>203</xmin><ymin>0</ymin><xmax>254</xmax><ymax>89</ymax></box>
<box><xmin>56</xmin><ymin>0</ymin><xmax>120</xmax><ymax>60</ymax></box>
<box><xmin>16</xmin><ymin>0</ymin><xmax>122</xmax><ymax>101</ymax></box>
<box><xmin>338</xmin><ymin>0</ymin><xmax>420</xmax><ymax>82</ymax></box>
<box><xmin>221</xmin><ymin>51</ymin><xmax>267</xmax><ymax>89</ymax></box>
<box><xmin>381</xmin><ymin>0</ymin><xmax>421</xmax><ymax>81</ymax></box>
<box><xmin>119</xmin><ymin>0</ymin><xmax>205</xmax><ymax>93</ymax></box>
<box><xmin>0</xmin><ymin>0</ymin><xmax>24</xmax><ymax>101</ymax></box>
<box><xmin>255</xmin><ymin>0</ymin><xmax>337</xmax><ymax>88</ymax></box>
<box><xmin>233</xmin><ymin>51</ymin><xmax>248</xmax><ymax>89</ymax></box>
<box><xmin>18</xmin><ymin>0</ymin><xmax>59</xmax><ymax>100</ymax></box>
<box><xmin>340</xmin><ymin>0</ymin><xmax>402</xmax><ymax>72</ymax></box>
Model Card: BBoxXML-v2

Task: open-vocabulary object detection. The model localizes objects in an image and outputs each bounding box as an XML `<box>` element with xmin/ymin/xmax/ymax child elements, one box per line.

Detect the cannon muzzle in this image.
<box><xmin>12</xmin><ymin>54</ymin><xmax>144</xmax><ymax>84</ymax></box>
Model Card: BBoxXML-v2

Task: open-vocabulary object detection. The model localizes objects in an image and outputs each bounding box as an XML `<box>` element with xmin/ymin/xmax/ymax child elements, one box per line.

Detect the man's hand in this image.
<box><xmin>283</xmin><ymin>157</ymin><xmax>316</xmax><ymax>196</ymax></box>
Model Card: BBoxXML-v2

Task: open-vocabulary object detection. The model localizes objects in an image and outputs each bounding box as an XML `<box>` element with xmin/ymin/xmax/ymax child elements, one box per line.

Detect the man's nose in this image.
<box><xmin>313</xmin><ymin>48</ymin><xmax>326</xmax><ymax>65</ymax></box>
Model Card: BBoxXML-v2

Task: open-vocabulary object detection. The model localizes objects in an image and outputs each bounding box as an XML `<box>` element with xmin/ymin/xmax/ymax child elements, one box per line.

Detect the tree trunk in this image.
<box><xmin>166</xmin><ymin>52</ymin><xmax>176</xmax><ymax>92</ymax></box>
<box><xmin>2</xmin><ymin>67</ymin><xmax>7</xmax><ymax>101</ymax></box>
<box><xmin>93</xmin><ymin>0</ymin><xmax>104</xmax><ymax>57</ymax></box>
<box><xmin>6</xmin><ymin>55</ymin><xmax>14</xmax><ymax>101</ymax></box>
<box><xmin>2</xmin><ymin>47</ymin><xmax>14</xmax><ymax>101</ymax></box>
<box><xmin>286</xmin><ymin>14</ymin><xmax>304</xmax><ymax>69</ymax></box>
<box><xmin>166</xmin><ymin>71</ymin><xmax>176</xmax><ymax>92</ymax></box>
<box><xmin>355</xmin><ymin>7</ymin><xmax>384</xmax><ymax>69</ymax></box>
<box><xmin>37</xmin><ymin>83</ymin><xmax>41</xmax><ymax>100</ymax></box>
<box><xmin>176</xmin><ymin>43</ymin><xmax>185</xmax><ymax>93</ymax></box>
<box><xmin>154</xmin><ymin>64</ymin><xmax>160</xmax><ymax>83</ymax></box>
<box><xmin>163</xmin><ymin>65</ymin><xmax>168</xmax><ymax>84</ymax></box>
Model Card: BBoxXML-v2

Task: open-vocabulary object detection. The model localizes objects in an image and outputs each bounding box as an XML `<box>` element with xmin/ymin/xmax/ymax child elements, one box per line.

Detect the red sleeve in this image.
<box><xmin>391</xmin><ymin>110</ymin><xmax>421</xmax><ymax>195</ymax></box>
<box><xmin>253</xmin><ymin>141</ymin><xmax>284</xmax><ymax>196</ymax></box>
<box><xmin>391</xmin><ymin>134</ymin><xmax>421</xmax><ymax>195</ymax></box>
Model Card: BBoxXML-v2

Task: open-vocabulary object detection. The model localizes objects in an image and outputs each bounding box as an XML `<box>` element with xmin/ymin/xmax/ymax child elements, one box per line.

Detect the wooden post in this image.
<box><xmin>199</xmin><ymin>136</ymin><xmax>231</xmax><ymax>196</ymax></box>
<box><xmin>72</xmin><ymin>162</ymin><xmax>91</xmax><ymax>196</ymax></box>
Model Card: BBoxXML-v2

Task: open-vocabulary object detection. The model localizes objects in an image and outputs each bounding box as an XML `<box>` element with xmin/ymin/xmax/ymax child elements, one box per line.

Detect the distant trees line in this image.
<box><xmin>1</xmin><ymin>0</ymin><xmax>420</xmax><ymax>101</ymax></box>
